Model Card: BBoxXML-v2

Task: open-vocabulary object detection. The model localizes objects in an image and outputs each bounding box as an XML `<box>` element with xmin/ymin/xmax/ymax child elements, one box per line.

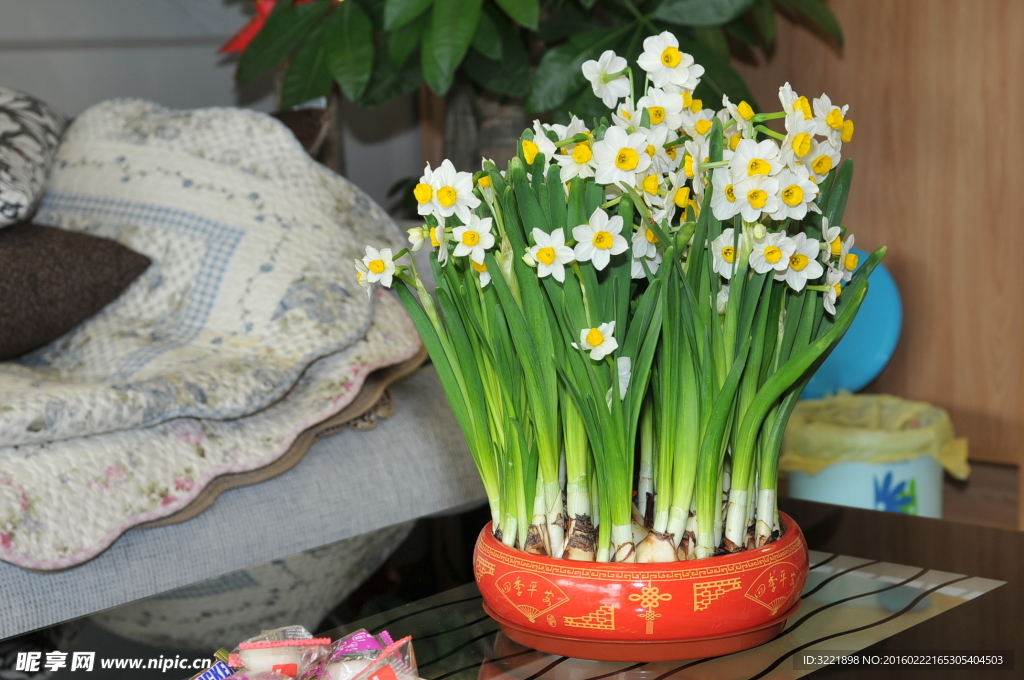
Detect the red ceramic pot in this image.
<box><xmin>473</xmin><ymin>513</ymin><xmax>808</xmax><ymax>662</ymax></box>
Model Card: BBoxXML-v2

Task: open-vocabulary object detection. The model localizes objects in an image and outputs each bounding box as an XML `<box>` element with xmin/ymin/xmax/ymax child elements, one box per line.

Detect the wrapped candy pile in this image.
<box><xmin>187</xmin><ymin>626</ymin><xmax>419</xmax><ymax>680</ymax></box>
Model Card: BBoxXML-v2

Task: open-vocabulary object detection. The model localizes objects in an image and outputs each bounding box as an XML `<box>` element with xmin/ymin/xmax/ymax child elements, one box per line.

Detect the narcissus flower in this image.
<box><xmin>772</xmin><ymin>166</ymin><xmax>820</xmax><ymax>220</ymax></box>
<box><xmin>722</xmin><ymin>95</ymin><xmax>756</xmax><ymax>133</ymax></box>
<box><xmin>775</xmin><ymin>232</ymin><xmax>824</xmax><ymax>291</ymax></box>
<box><xmin>578</xmin><ymin>321</ymin><xmax>619</xmax><ymax>361</ymax></box>
<box><xmin>711</xmin><ymin>168</ymin><xmax>741</xmax><ymax>221</ymax></box>
<box><xmin>637</xmin><ymin>32</ymin><xmax>703</xmax><ymax>90</ymax></box>
<box><xmin>529</xmin><ymin>228</ymin><xmax>575</xmax><ymax>282</ymax></box>
<box><xmin>813</xmin><ymin>94</ymin><xmax>850</xmax><ymax>147</ymax></box>
<box><xmin>631</xmin><ymin>223</ymin><xmax>660</xmax><ymax>259</ymax></box>
<box><xmin>554</xmin><ymin>137</ymin><xmax>596</xmax><ymax>182</ymax></box>
<box><xmin>637</xmin><ymin>88</ymin><xmax>684</xmax><ymax>131</ymax></box>
<box><xmin>471</xmin><ymin>259</ymin><xmax>491</xmax><ymax>287</ymax></box>
<box><xmin>593</xmin><ymin>126</ymin><xmax>651</xmax><ymax>186</ymax></box>
<box><xmin>750</xmin><ymin>231</ymin><xmax>796</xmax><ymax>275</ymax></box>
<box><xmin>429</xmin><ymin>159</ymin><xmax>481</xmax><ymax>224</ymax></box>
<box><xmin>730</xmin><ymin>139</ymin><xmax>782</xmax><ymax>182</ymax></box>
<box><xmin>608</xmin><ymin>355</ymin><xmax>632</xmax><ymax>405</ymax></box>
<box><xmin>353</xmin><ymin>259</ymin><xmax>371</xmax><ymax>297</ymax></box>
<box><xmin>805</xmin><ymin>138</ymin><xmax>841</xmax><ymax>183</ymax></box>
<box><xmin>360</xmin><ymin>246</ymin><xmax>395</xmax><ymax>289</ymax></box>
<box><xmin>839</xmin><ymin>234</ymin><xmax>858</xmax><ymax>281</ymax></box>
<box><xmin>735</xmin><ymin>175</ymin><xmax>780</xmax><ymax>222</ymax></box>
<box><xmin>582</xmin><ymin>50</ymin><xmax>631</xmax><ymax>108</ymax></box>
<box><xmin>823</xmin><ymin>266</ymin><xmax>844</xmax><ymax>314</ymax></box>
<box><xmin>716</xmin><ymin>285</ymin><xmax>730</xmax><ymax>314</ymax></box>
<box><xmin>711</xmin><ymin>228</ymin><xmax>739</xmax><ymax>280</ymax></box>
<box><xmin>407</xmin><ymin>225</ymin><xmax>429</xmax><ymax>251</ymax></box>
<box><xmin>779</xmin><ymin>82</ymin><xmax>813</xmax><ymax>121</ymax></box>
<box><xmin>780</xmin><ymin>114</ymin><xmax>817</xmax><ymax>170</ymax></box>
<box><xmin>631</xmin><ymin>250</ymin><xmax>662</xmax><ymax>279</ymax></box>
<box><xmin>452</xmin><ymin>215</ymin><xmax>495</xmax><ymax>264</ymax></box>
<box><xmin>414</xmin><ymin>163</ymin><xmax>435</xmax><ymax>217</ymax></box>
<box><xmin>573</xmin><ymin>208</ymin><xmax>629</xmax><ymax>270</ymax></box>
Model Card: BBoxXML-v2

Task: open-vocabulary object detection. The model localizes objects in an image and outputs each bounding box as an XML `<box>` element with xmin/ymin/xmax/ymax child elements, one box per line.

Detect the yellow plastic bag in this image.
<box><xmin>780</xmin><ymin>394</ymin><xmax>970</xmax><ymax>480</ymax></box>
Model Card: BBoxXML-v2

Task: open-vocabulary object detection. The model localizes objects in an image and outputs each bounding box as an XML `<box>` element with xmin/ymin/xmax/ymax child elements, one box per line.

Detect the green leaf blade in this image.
<box><xmin>237</xmin><ymin>0</ymin><xmax>331</xmax><ymax>84</ymax></box>
<box><xmin>326</xmin><ymin>1</ymin><xmax>375</xmax><ymax>101</ymax></box>
<box><xmin>421</xmin><ymin>0</ymin><xmax>484</xmax><ymax>95</ymax></box>
<box><xmin>384</xmin><ymin>0</ymin><xmax>432</xmax><ymax>30</ymax></box>
<box><xmin>651</xmin><ymin>0</ymin><xmax>757</xmax><ymax>27</ymax></box>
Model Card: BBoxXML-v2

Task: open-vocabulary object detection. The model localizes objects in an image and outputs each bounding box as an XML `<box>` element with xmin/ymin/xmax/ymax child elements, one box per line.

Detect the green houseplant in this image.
<box><xmin>224</xmin><ymin>0</ymin><xmax>844</xmax><ymax>116</ymax></box>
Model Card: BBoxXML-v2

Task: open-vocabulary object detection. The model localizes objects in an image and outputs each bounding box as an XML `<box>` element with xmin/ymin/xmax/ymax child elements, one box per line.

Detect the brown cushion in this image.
<box><xmin>0</xmin><ymin>222</ymin><xmax>150</xmax><ymax>360</ymax></box>
<box><xmin>271</xmin><ymin>108</ymin><xmax>330</xmax><ymax>156</ymax></box>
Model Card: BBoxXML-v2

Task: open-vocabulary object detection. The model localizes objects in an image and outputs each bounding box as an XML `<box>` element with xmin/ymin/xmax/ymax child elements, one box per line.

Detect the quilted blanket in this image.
<box><xmin>6</xmin><ymin>99</ymin><xmax>399</xmax><ymax>446</ymax></box>
<box><xmin>0</xmin><ymin>101</ymin><xmax>422</xmax><ymax>569</ymax></box>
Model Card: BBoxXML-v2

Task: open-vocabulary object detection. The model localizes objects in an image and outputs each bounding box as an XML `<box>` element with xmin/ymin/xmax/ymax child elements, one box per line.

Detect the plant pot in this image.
<box><xmin>473</xmin><ymin>513</ymin><xmax>808</xmax><ymax>662</ymax></box>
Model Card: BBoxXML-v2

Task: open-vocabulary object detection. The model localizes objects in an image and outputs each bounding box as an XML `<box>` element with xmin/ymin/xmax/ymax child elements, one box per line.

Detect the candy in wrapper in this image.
<box><xmin>225</xmin><ymin>672</ymin><xmax>292</xmax><ymax>680</ymax></box>
<box><xmin>350</xmin><ymin>636</ymin><xmax>418</xmax><ymax>680</ymax></box>
<box><xmin>313</xmin><ymin>629</ymin><xmax>397</xmax><ymax>680</ymax></box>
<box><xmin>231</xmin><ymin>627</ymin><xmax>331</xmax><ymax>678</ymax></box>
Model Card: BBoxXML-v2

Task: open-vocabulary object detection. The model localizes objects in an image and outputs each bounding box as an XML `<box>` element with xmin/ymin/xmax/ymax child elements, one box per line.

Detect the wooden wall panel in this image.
<box><xmin>735</xmin><ymin>0</ymin><xmax>1024</xmax><ymax>463</ymax></box>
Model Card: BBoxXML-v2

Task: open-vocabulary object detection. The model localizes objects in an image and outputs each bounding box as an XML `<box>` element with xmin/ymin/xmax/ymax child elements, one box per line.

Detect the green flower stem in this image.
<box><xmin>599</xmin><ymin>68</ymin><xmax>629</xmax><ymax>84</ymax></box>
<box><xmin>754</xmin><ymin>125</ymin><xmax>786</xmax><ymax>141</ymax></box>
<box><xmin>698</xmin><ymin>160</ymin><xmax>730</xmax><ymax>170</ymax></box>
<box><xmin>554</xmin><ymin>133</ymin><xmax>593</xmax><ymax>148</ymax></box>
<box><xmin>750</xmin><ymin>111</ymin><xmax>787</xmax><ymax>123</ymax></box>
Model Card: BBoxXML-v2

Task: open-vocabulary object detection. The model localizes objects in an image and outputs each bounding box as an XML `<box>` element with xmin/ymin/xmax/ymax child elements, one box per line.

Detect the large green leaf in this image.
<box><xmin>358</xmin><ymin>44</ymin><xmax>423</xmax><ymax>107</ymax></box>
<box><xmin>525</xmin><ymin>27</ymin><xmax>627</xmax><ymax>113</ymax></box>
<box><xmin>237</xmin><ymin>0</ymin><xmax>331</xmax><ymax>84</ymax></box>
<box><xmin>751</xmin><ymin>0</ymin><xmax>776</xmax><ymax>46</ymax></box>
<box><xmin>279</xmin><ymin>20</ymin><xmax>334</xmax><ymax>109</ymax></box>
<box><xmin>325</xmin><ymin>1</ymin><xmax>375</xmax><ymax>101</ymax></box>
<box><xmin>536</xmin><ymin>3</ymin><xmax>601</xmax><ymax>43</ymax></box>
<box><xmin>651</xmin><ymin>0</ymin><xmax>757</xmax><ymax>27</ymax></box>
<box><xmin>774</xmin><ymin>0</ymin><xmax>843</xmax><ymax>47</ymax></box>
<box><xmin>494</xmin><ymin>0</ymin><xmax>539</xmax><ymax>30</ymax></box>
<box><xmin>463</xmin><ymin>9</ymin><xmax>528</xmax><ymax>97</ymax></box>
<box><xmin>389</xmin><ymin>14</ymin><xmax>425</xmax><ymax>68</ymax></box>
<box><xmin>383</xmin><ymin>0</ymin><xmax>431</xmax><ymax>30</ymax></box>
<box><xmin>471</xmin><ymin>9</ymin><xmax>503</xmax><ymax>60</ymax></box>
<box><xmin>421</xmin><ymin>0</ymin><xmax>483</xmax><ymax>95</ymax></box>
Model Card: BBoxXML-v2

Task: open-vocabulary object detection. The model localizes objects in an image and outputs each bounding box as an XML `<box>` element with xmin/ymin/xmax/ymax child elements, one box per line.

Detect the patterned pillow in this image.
<box><xmin>0</xmin><ymin>87</ymin><xmax>67</xmax><ymax>227</ymax></box>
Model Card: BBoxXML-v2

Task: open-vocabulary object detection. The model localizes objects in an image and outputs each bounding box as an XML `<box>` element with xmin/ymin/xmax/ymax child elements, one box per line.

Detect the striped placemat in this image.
<box><xmin>332</xmin><ymin>551</ymin><xmax>1004</xmax><ymax>680</ymax></box>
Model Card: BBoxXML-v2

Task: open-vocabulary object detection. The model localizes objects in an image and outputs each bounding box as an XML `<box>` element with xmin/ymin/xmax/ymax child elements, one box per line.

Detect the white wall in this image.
<box><xmin>0</xmin><ymin>0</ymin><xmax>420</xmax><ymax>209</ymax></box>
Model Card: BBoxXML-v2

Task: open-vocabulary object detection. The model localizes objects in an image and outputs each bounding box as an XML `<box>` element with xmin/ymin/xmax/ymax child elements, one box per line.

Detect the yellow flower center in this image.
<box><xmin>643</xmin><ymin>174</ymin><xmax>659</xmax><ymax>194</ymax></box>
<box><xmin>368</xmin><ymin>259</ymin><xmax>386</xmax><ymax>274</ymax></box>
<box><xmin>586</xmin><ymin>327</ymin><xmax>605</xmax><ymax>346</ymax></box>
<box><xmin>461</xmin><ymin>230</ymin><xmax>481</xmax><ymax>247</ymax></box>
<box><xmin>645</xmin><ymin>144</ymin><xmax>655</xmax><ymax>158</ymax></box>
<box><xmin>592</xmin><ymin>230</ymin><xmax>614</xmax><ymax>249</ymax></box>
<box><xmin>648</xmin><ymin>106</ymin><xmax>666</xmax><ymax>125</ymax></box>
<box><xmin>477</xmin><ymin>175</ymin><xmax>492</xmax><ymax>188</ymax></box>
<box><xmin>673</xmin><ymin>186</ymin><xmax>691</xmax><ymax>209</ymax></box>
<box><xmin>645</xmin><ymin>228</ymin><xmax>658</xmax><ymax>244</ymax></box>
<box><xmin>694</xmin><ymin>119</ymin><xmax>712</xmax><ymax>136</ymax></box>
<box><xmin>841</xmin><ymin>119</ymin><xmax>855</xmax><ymax>143</ymax></box>
<box><xmin>681</xmin><ymin>92</ymin><xmax>693</xmax><ymax>108</ymax></box>
<box><xmin>764</xmin><ymin>246</ymin><xmax>783</xmax><ymax>264</ymax></box>
<box><xmin>834</xmin><ymin>283</ymin><xmax>843</xmax><ymax>297</ymax></box>
<box><xmin>826</xmin><ymin>108</ymin><xmax>844</xmax><ymax>130</ymax></box>
<box><xmin>572</xmin><ymin>144</ymin><xmax>593</xmax><ymax>163</ymax></box>
<box><xmin>747</xmin><ymin>189</ymin><xmax>768</xmax><ymax>209</ymax></box>
<box><xmin>437</xmin><ymin>186</ymin><xmax>457</xmax><ymax>207</ymax></box>
<box><xmin>430</xmin><ymin>227</ymin><xmax>441</xmax><ymax>247</ymax></box>
<box><xmin>522</xmin><ymin>139</ymin><xmax>540</xmax><ymax>164</ymax></box>
<box><xmin>690</xmin><ymin>98</ymin><xmax>703</xmax><ymax>113</ymax></box>
<box><xmin>747</xmin><ymin>158</ymin><xmax>770</xmax><ymax>176</ymax></box>
<box><xmin>356</xmin><ymin>270</ymin><xmax>365</xmax><ymax>283</ymax></box>
<box><xmin>729</xmin><ymin>133</ymin><xmax>741</xmax><ymax>151</ymax></box>
<box><xmin>830</xmin><ymin>237</ymin><xmax>842</xmax><ymax>256</ymax></box>
<box><xmin>781</xmin><ymin>184</ymin><xmax>804</xmax><ymax>206</ymax></box>
<box><xmin>721</xmin><ymin>246</ymin><xmax>735</xmax><ymax>263</ymax></box>
<box><xmin>789</xmin><ymin>253</ymin><xmax>809</xmax><ymax>271</ymax></box>
<box><xmin>413</xmin><ymin>183</ymin><xmax>433</xmax><ymax>204</ymax></box>
<box><xmin>684</xmin><ymin>154</ymin><xmax>694</xmax><ymax>178</ymax></box>
<box><xmin>845</xmin><ymin>252</ymin><xmax>859</xmax><ymax>270</ymax></box>
<box><xmin>615</xmin><ymin>147</ymin><xmax>639</xmax><ymax>171</ymax></box>
<box><xmin>811</xmin><ymin>154</ymin><xmax>833</xmax><ymax>175</ymax></box>
<box><xmin>725</xmin><ymin>184</ymin><xmax>736</xmax><ymax>202</ymax></box>
<box><xmin>665</xmin><ymin>145</ymin><xmax>677</xmax><ymax>160</ymax></box>
<box><xmin>737</xmin><ymin>101</ymin><xmax>755</xmax><ymax>120</ymax></box>
<box><xmin>792</xmin><ymin>132</ymin><xmax>812</xmax><ymax>157</ymax></box>
<box><xmin>536</xmin><ymin>247</ymin><xmax>556</xmax><ymax>265</ymax></box>
<box><xmin>660</xmin><ymin>46</ymin><xmax>682</xmax><ymax>68</ymax></box>
<box><xmin>795</xmin><ymin>96</ymin><xmax>812</xmax><ymax>120</ymax></box>
<box><xmin>471</xmin><ymin>260</ymin><xmax>488</xmax><ymax>273</ymax></box>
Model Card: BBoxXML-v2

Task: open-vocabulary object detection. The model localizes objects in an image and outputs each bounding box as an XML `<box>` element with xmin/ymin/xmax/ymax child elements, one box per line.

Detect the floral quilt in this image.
<box><xmin>0</xmin><ymin>100</ymin><xmax>421</xmax><ymax>570</ymax></box>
